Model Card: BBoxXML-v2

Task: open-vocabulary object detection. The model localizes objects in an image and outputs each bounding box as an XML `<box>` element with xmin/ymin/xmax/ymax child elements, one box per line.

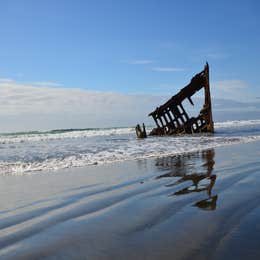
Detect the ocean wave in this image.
<box><xmin>0</xmin><ymin>127</ymin><xmax>136</xmax><ymax>144</ymax></box>
<box><xmin>1</xmin><ymin>134</ymin><xmax>260</xmax><ymax>175</ymax></box>
<box><xmin>0</xmin><ymin>119</ymin><xmax>260</xmax><ymax>175</ymax></box>
<box><xmin>0</xmin><ymin>119</ymin><xmax>260</xmax><ymax>144</ymax></box>
<box><xmin>215</xmin><ymin>119</ymin><xmax>260</xmax><ymax>128</ymax></box>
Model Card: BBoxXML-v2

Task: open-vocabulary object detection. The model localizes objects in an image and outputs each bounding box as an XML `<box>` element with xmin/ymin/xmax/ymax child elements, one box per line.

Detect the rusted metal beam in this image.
<box><xmin>135</xmin><ymin>63</ymin><xmax>214</xmax><ymax>138</ymax></box>
<box><xmin>135</xmin><ymin>123</ymin><xmax>147</xmax><ymax>138</ymax></box>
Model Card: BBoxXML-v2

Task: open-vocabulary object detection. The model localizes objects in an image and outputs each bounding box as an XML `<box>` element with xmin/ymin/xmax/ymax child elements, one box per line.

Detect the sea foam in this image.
<box><xmin>0</xmin><ymin>120</ymin><xmax>260</xmax><ymax>175</ymax></box>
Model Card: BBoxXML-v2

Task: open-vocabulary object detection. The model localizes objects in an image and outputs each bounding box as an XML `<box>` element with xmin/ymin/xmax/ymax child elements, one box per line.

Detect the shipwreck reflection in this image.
<box><xmin>155</xmin><ymin>149</ymin><xmax>218</xmax><ymax>210</ymax></box>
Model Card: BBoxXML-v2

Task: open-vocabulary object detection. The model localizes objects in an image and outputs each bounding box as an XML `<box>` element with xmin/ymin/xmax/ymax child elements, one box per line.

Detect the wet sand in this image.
<box><xmin>0</xmin><ymin>141</ymin><xmax>260</xmax><ymax>259</ymax></box>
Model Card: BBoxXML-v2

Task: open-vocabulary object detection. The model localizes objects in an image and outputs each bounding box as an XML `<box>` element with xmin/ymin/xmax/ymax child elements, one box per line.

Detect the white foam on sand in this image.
<box><xmin>0</xmin><ymin>127</ymin><xmax>135</xmax><ymax>144</ymax></box>
<box><xmin>0</xmin><ymin>119</ymin><xmax>260</xmax><ymax>175</ymax></box>
<box><xmin>1</xmin><ymin>135</ymin><xmax>260</xmax><ymax>175</ymax></box>
<box><xmin>0</xmin><ymin>119</ymin><xmax>260</xmax><ymax>144</ymax></box>
<box><xmin>215</xmin><ymin>119</ymin><xmax>260</xmax><ymax>128</ymax></box>
<box><xmin>0</xmin><ymin>141</ymin><xmax>260</xmax><ymax>259</ymax></box>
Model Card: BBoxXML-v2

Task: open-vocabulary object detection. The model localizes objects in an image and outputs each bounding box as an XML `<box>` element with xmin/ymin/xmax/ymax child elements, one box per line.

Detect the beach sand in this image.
<box><xmin>0</xmin><ymin>141</ymin><xmax>260</xmax><ymax>259</ymax></box>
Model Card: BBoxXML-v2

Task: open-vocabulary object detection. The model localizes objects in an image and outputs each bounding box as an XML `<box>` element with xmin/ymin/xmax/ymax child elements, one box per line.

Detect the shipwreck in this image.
<box><xmin>136</xmin><ymin>63</ymin><xmax>214</xmax><ymax>138</ymax></box>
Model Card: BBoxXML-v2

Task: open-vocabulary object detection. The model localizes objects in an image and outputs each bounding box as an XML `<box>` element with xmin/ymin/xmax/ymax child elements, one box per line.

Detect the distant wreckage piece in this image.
<box><xmin>136</xmin><ymin>63</ymin><xmax>214</xmax><ymax>138</ymax></box>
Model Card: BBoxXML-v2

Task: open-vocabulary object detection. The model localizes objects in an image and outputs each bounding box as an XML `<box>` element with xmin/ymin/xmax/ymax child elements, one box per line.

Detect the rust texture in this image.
<box><xmin>136</xmin><ymin>63</ymin><xmax>214</xmax><ymax>138</ymax></box>
<box><xmin>135</xmin><ymin>123</ymin><xmax>147</xmax><ymax>138</ymax></box>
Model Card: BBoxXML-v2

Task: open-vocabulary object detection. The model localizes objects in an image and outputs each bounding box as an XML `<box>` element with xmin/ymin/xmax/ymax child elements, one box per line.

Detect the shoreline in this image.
<box><xmin>0</xmin><ymin>141</ymin><xmax>260</xmax><ymax>259</ymax></box>
<box><xmin>1</xmin><ymin>118</ymin><xmax>260</xmax><ymax>176</ymax></box>
<box><xmin>2</xmin><ymin>134</ymin><xmax>260</xmax><ymax>176</ymax></box>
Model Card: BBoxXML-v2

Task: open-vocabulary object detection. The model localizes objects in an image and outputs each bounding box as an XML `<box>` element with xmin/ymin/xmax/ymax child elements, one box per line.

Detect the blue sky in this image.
<box><xmin>0</xmin><ymin>0</ymin><xmax>259</xmax><ymax>131</ymax></box>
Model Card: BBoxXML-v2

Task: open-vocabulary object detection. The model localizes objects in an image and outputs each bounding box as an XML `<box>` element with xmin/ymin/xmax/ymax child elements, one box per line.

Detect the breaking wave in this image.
<box><xmin>0</xmin><ymin>119</ymin><xmax>260</xmax><ymax>175</ymax></box>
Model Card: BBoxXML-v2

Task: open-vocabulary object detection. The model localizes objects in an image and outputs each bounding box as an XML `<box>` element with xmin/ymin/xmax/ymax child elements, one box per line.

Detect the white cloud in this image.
<box><xmin>212</xmin><ymin>80</ymin><xmax>256</xmax><ymax>101</ymax></box>
<box><xmin>0</xmin><ymin>78</ymin><xmax>258</xmax><ymax>132</ymax></box>
<box><xmin>0</xmin><ymin>79</ymin><xmax>164</xmax><ymax>132</ymax></box>
<box><xmin>206</xmin><ymin>53</ymin><xmax>228</xmax><ymax>60</ymax></box>
<box><xmin>152</xmin><ymin>67</ymin><xmax>185</xmax><ymax>72</ymax></box>
<box><xmin>214</xmin><ymin>80</ymin><xmax>247</xmax><ymax>91</ymax></box>
<box><xmin>15</xmin><ymin>72</ymin><xmax>25</xmax><ymax>78</ymax></box>
<box><xmin>0</xmin><ymin>78</ymin><xmax>15</xmax><ymax>83</ymax></box>
<box><xmin>32</xmin><ymin>82</ymin><xmax>63</xmax><ymax>87</ymax></box>
<box><xmin>190</xmin><ymin>79</ymin><xmax>258</xmax><ymax>105</ymax></box>
<box><xmin>124</xmin><ymin>59</ymin><xmax>154</xmax><ymax>65</ymax></box>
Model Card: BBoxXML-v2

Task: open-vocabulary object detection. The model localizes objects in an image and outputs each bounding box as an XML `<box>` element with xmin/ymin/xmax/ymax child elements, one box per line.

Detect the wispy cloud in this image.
<box><xmin>0</xmin><ymin>78</ymin><xmax>15</xmax><ymax>83</ymax></box>
<box><xmin>206</xmin><ymin>53</ymin><xmax>229</xmax><ymax>60</ymax></box>
<box><xmin>0</xmin><ymin>78</ymin><xmax>163</xmax><ymax>131</ymax></box>
<box><xmin>32</xmin><ymin>82</ymin><xmax>63</xmax><ymax>87</ymax></box>
<box><xmin>212</xmin><ymin>80</ymin><xmax>256</xmax><ymax>101</ymax></box>
<box><xmin>123</xmin><ymin>59</ymin><xmax>154</xmax><ymax>65</ymax></box>
<box><xmin>152</xmin><ymin>67</ymin><xmax>185</xmax><ymax>72</ymax></box>
<box><xmin>192</xmin><ymin>49</ymin><xmax>229</xmax><ymax>62</ymax></box>
<box><xmin>0</xmin><ymin>77</ymin><xmax>258</xmax><ymax>132</ymax></box>
<box><xmin>15</xmin><ymin>72</ymin><xmax>25</xmax><ymax>78</ymax></box>
<box><xmin>0</xmin><ymin>78</ymin><xmax>63</xmax><ymax>87</ymax></box>
<box><xmin>214</xmin><ymin>80</ymin><xmax>247</xmax><ymax>92</ymax></box>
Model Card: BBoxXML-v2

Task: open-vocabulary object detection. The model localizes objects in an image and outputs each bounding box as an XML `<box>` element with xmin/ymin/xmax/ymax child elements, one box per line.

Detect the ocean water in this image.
<box><xmin>0</xmin><ymin>119</ymin><xmax>260</xmax><ymax>175</ymax></box>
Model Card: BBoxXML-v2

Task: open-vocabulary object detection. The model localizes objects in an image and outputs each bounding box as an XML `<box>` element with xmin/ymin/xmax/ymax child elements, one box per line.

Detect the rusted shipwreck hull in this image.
<box><xmin>136</xmin><ymin>63</ymin><xmax>214</xmax><ymax>138</ymax></box>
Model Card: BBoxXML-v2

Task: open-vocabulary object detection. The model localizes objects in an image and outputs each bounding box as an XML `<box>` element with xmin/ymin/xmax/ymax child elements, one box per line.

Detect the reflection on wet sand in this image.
<box><xmin>155</xmin><ymin>149</ymin><xmax>217</xmax><ymax>210</ymax></box>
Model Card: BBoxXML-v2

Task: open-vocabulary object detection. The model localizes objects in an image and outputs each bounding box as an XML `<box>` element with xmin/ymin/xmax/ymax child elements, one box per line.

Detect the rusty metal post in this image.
<box><xmin>204</xmin><ymin>63</ymin><xmax>214</xmax><ymax>133</ymax></box>
<box><xmin>139</xmin><ymin>63</ymin><xmax>214</xmax><ymax>137</ymax></box>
